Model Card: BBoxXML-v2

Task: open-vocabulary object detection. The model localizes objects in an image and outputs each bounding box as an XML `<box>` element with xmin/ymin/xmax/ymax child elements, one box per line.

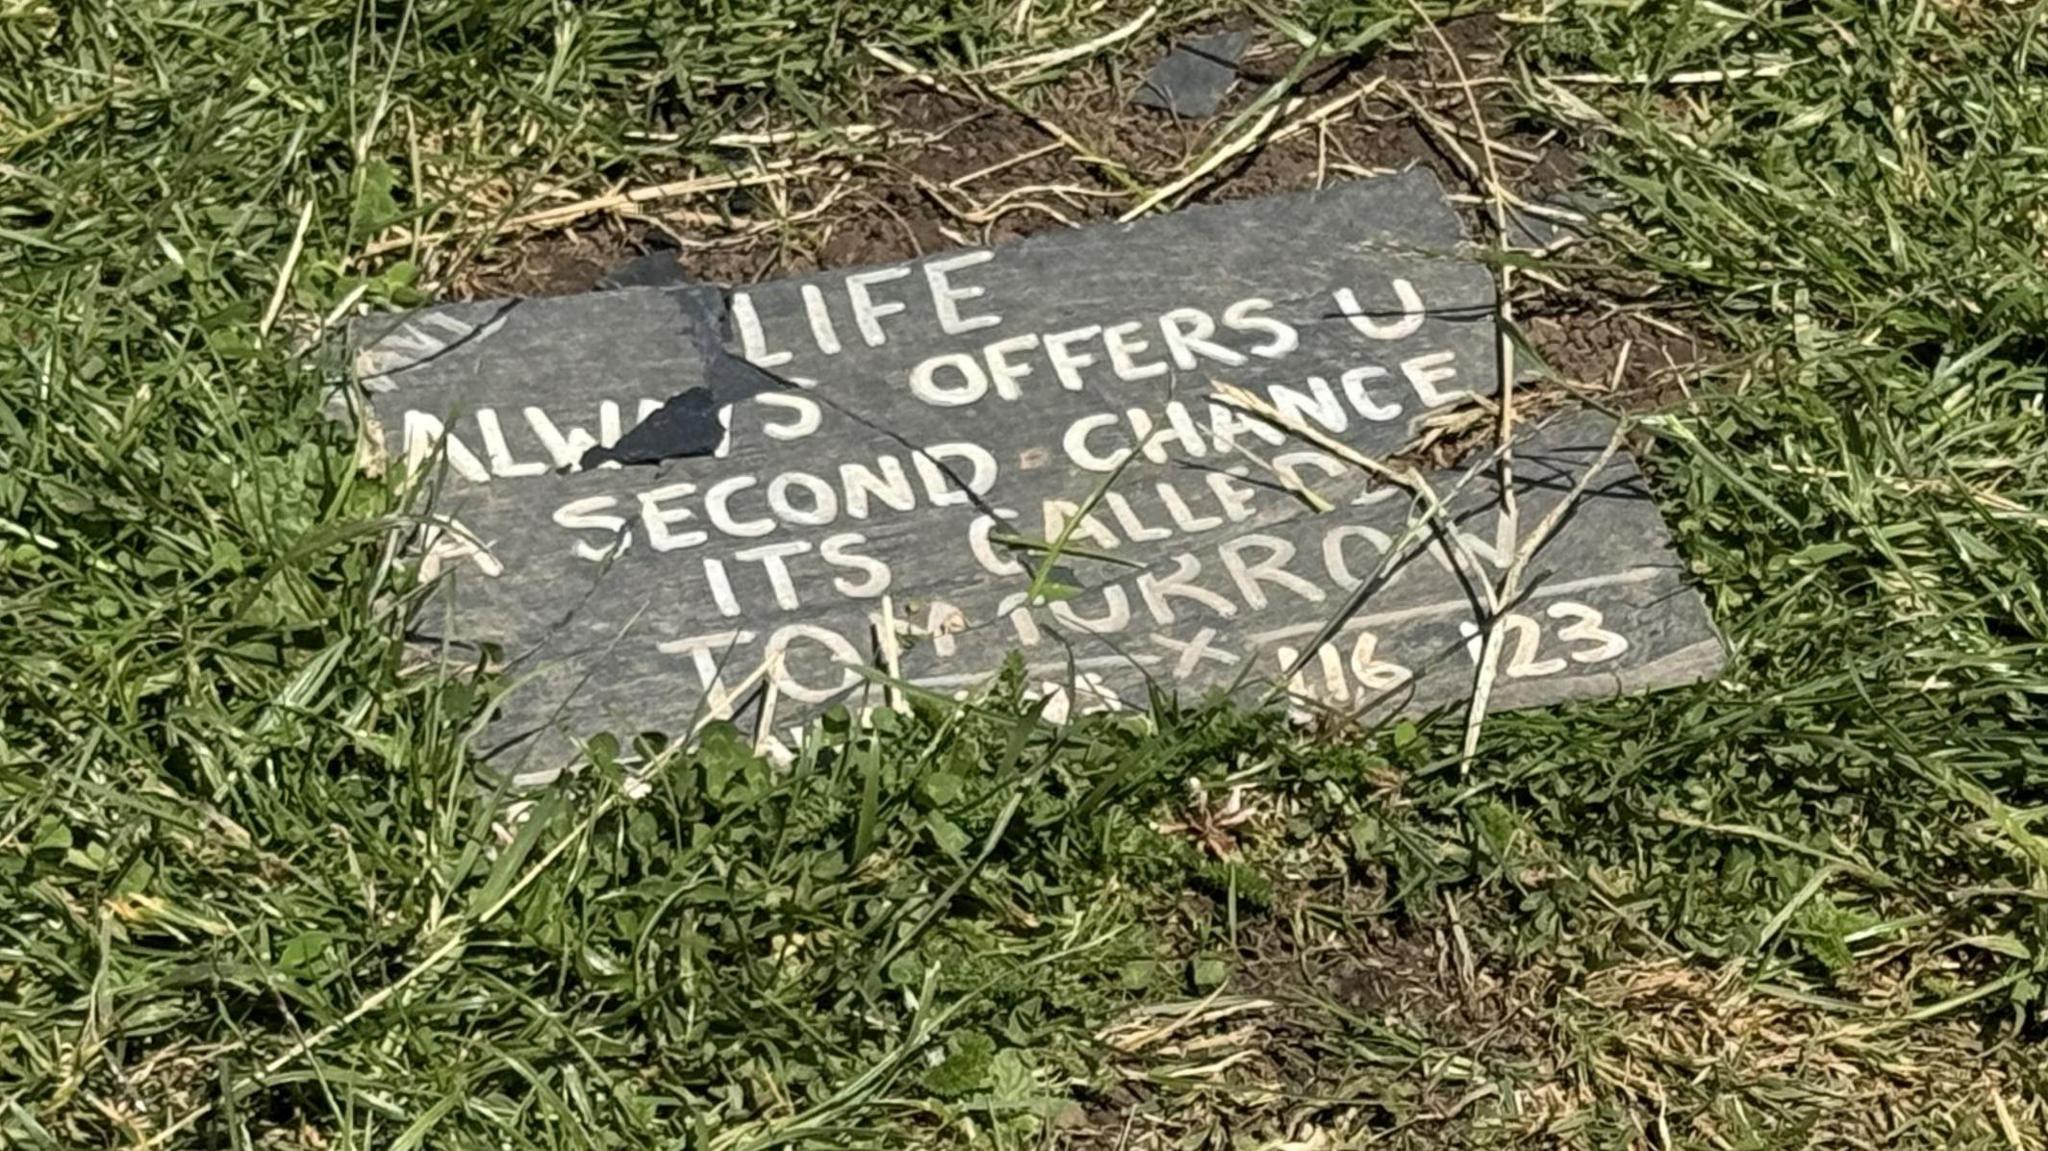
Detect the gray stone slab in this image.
<box><xmin>1132</xmin><ymin>30</ymin><xmax>1251</xmax><ymax>118</ymax></box>
<box><xmin>349</xmin><ymin>169</ymin><xmax>1722</xmax><ymax>777</ymax></box>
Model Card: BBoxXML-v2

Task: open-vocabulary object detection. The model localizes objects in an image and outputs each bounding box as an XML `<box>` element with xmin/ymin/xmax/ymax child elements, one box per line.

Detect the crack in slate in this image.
<box><xmin>487</xmin><ymin>410</ymin><xmax>1631</xmax><ymax>750</ymax></box>
<box><xmin>1317</xmin><ymin>301</ymin><xmax>1497</xmax><ymax>324</ymax></box>
<box><xmin>574</xmin><ymin>281</ymin><xmax>1499</xmax><ymax>559</ymax></box>
<box><xmin>579</xmin><ymin>283</ymin><xmax>1013</xmax><ymax>528</ymax></box>
<box><xmin>580</xmin><ymin>285</ymin><xmax>785</xmax><ymax>468</ymax></box>
<box><xmin>359</xmin><ymin>298</ymin><xmax>524</xmax><ymax>383</ymax></box>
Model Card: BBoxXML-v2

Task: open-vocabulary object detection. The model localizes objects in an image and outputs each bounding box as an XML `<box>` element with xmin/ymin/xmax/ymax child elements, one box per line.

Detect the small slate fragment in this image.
<box><xmin>1133</xmin><ymin>30</ymin><xmax>1251</xmax><ymax>118</ymax></box>
<box><xmin>597</xmin><ymin>249</ymin><xmax>692</xmax><ymax>291</ymax></box>
<box><xmin>1504</xmin><ymin>189</ymin><xmax>1621</xmax><ymax>253</ymax></box>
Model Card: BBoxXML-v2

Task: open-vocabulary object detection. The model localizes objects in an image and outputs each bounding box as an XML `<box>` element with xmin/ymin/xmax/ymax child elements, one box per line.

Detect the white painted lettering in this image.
<box><xmin>820</xmin><ymin>532</ymin><xmax>892</xmax><ymax>599</ymax></box>
<box><xmin>1205</xmin><ymin>400</ymin><xmax>1285</xmax><ymax>451</ymax></box>
<box><xmin>1502</xmin><ymin>615</ymin><xmax>1566</xmax><ymax>678</ymax></box>
<box><xmin>1128</xmin><ymin>406</ymin><xmax>1205</xmax><ymax>464</ymax></box>
<box><xmin>553</xmin><ymin>495</ymin><xmax>630</xmax><ymax>562</ymax></box>
<box><xmin>713</xmin><ymin>403</ymin><xmax>735</xmax><ymax>459</ymax></box>
<box><xmin>1320</xmin><ymin>524</ymin><xmax>1396</xmax><ymax>590</ymax></box>
<box><xmin>1273</xmin><ymin>450</ymin><xmax>1344</xmax><ymax>490</ymax></box>
<box><xmin>475</xmin><ymin>409</ymin><xmax>547</xmax><ymax>477</ymax></box>
<box><xmin>1073</xmin><ymin>672</ymin><xmax>1123</xmax><ymax>713</ymax></box>
<box><xmin>1158</xmin><ymin>482</ymin><xmax>1222</xmax><ymax>533</ymax></box>
<box><xmin>799</xmin><ymin>284</ymin><xmax>843</xmax><ymax>354</ymax></box>
<box><xmin>1222</xmin><ymin>297</ymin><xmax>1299</xmax><ymax>359</ymax></box>
<box><xmin>731</xmin><ymin>291</ymin><xmax>794</xmax><ymax>366</ymax></box>
<box><xmin>1050</xmin><ymin>586</ymin><xmax>1132</xmax><ymax>632</ymax></box>
<box><xmin>1317</xmin><ymin>645</ymin><xmax>1351</xmax><ymax>702</ymax></box>
<box><xmin>656</xmin><ymin>629</ymin><xmax>757</xmax><ymax>717</ymax></box>
<box><xmin>1276</xmin><ymin>645</ymin><xmax>1316</xmax><ymax>714</ymax></box>
<box><xmin>758</xmin><ymin>393</ymin><xmax>821</xmax><ymax>440</ymax></box>
<box><xmin>1103</xmin><ymin>321</ymin><xmax>1168</xmax><ymax>381</ymax></box>
<box><xmin>1043</xmin><ymin>325</ymin><xmax>1103</xmax><ymax>391</ymax></box>
<box><xmin>913</xmin><ymin>442</ymin><xmax>998</xmax><ymax>506</ymax></box>
<box><xmin>1163</xmin><ymin>401</ymin><xmax>1209</xmax><ymax>458</ymax></box>
<box><xmin>638</xmin><ymin>482</ymin><xmax>708</xmax><ymax>552</ymax></box>
<box><xmin>922</xmin><ymin>250</ymin><xmax>1001</xmax><ymax>334</ymax></box>
<box><xmin>403</xmin><ymin>410</ymin><xmax>491</xmax><ymax>483</ymax></box>
<box><xmin>1205</xmin><ymin>469</ymin><xmax>1257</xmax><ymax>522</ymax></box>
<box><xmin>1549</xmin><ymin>601</ymin><xmax>1628</xmax><ymax>663</ymax></box>
<box><xmin>1034</xmin><ymin>679</ymin><xmax>1083</xmax><ymax>718</ymax></box>
<box><xmin>1158</xmin><ymin>306</ymin><xmax>1248</xmax><ymax>370</ymax></box>
<box><xmin>845</xmin><ymin>267</ymin><xmax>912</xmax><ymax>347</ymax></box>
<box><xmin>598</xmin><ymin>401</ymin><xmax>623</xmax><ymax>467</ymax></box>
<box><xmin>1063</xmin><ymin>412</ymin><xmax>1129</xmax><ymax>472</ymax></box>
<box><xmin>705</xmin><ymin>475</ymin><xmax>774</xmax><ymax>538</ymax></box>
<box><xmin>968</xmin><ymin>510</ymin><xmax>1025</xmax><ymax>575</ymax></box>
<box><xmin>981</xmin><ymin>332</ymin><xmax>1041</xmax><ymax>400</ymax></box>
<box><xmin>1454</xmin><ymin>507</ymin><xmax>1516</xmax><ymax>570</ymax></box>
<box><xmin>1349</xmin><ymin>631</ymin><xmax>1412</xmax><ymax>691</ymax></box>
<box><xmin>734</xmin><ymin>540</ymin><xmax>812</xmax><ymax>610</ymax></box>
<box><xmin>839</xmin><ymin>456</ymin><xmax>918</xmax><ymax>518</ymax></box>
<box><xmin>920</xmin><ymin>601</ymin><xmax>968</xmax><ymax>658</ymax></box>
<box><xmin>908</xmin><ymin>351</ymin><xmax>988</xmax><ymax>407</ymax></box>
<box><xmin>996</xmin><ymin>592</ymin><xmax>1043</xmax><ymax>645</ymax></box>
<box><xmin>1040</xmin><ymin>499</ymin><xmax>1120</xmax><ymax>549</ymax></box>
<box><xmin>1104</xmin><ymin>492</ymin><xmax>1172</xmax><ymax>542</ymax></box>
<box><xmin>417</xmin><ymin>517</ymin><xmax>502</xmax><ymax>580</ymax></box>
<box><xmin>1269</xmin><ymin>377</ymin><xmax>1349</xmax><ymax>434</ymax></box>
<box><xmin>1137</xmin><ymin>553</ymin><xmax>1237</xmax><ymax>624</ymax></box>
<box><xmin>1401</xmin><ymin>350</ymin><xmax>1466</xmax><ymax>407</ymax></box>
<box><xmin>766</xmin><ymin>471</ymin><xmax>838</xmax><ymax>526</ymax></box>
<box><xmin>1333</xmin><ymin>278</ymin><xmax>1425</xmax><ymax>341</ymax></box>
<box><xmin>1340</xmin><ymin>365</ymin><xmax>1402</xmax><ymax>420</ymax></box>
<box><xmin>703</xmin><ymin>557</ymin><xmax>742</xmax><ymax>617</ymax></box>
<box><xmin>523</xmin><ymin>406</ymin><xmax>596</xmax><ymax>471</ymax></box>
<box><xmin>1219</xmin><ymin>534</ymin><xmax>1324</xmax><ymax>609</ymax></box>
<box><xmin>764</xmin><ymin>624</ymin><xmax>863</xmax><ymax>703</ymax></box>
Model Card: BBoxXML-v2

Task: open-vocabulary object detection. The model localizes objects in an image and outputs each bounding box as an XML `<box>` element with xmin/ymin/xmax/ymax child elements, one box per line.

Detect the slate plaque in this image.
<box><xmin>350</xmin><ymin>170</ymin><xmax>1722</xmax><ymax>776</ymax></box>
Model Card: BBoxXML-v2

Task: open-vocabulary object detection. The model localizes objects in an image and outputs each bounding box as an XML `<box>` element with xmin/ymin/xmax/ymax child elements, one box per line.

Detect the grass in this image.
<box><xmin>3</xmin><ymin>0</ymin><xmax>2047</xmax><ymax>1147</ymax></box>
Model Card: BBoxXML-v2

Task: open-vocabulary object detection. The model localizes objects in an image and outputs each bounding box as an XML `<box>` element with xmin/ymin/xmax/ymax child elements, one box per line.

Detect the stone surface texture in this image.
<box><xmin>350</xmin><ymin>169</ymin><xmax>1722</xmax><ymax>776</ymax></box>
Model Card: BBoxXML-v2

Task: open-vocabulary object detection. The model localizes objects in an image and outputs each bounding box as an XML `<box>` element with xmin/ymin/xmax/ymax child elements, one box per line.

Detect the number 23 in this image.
<box><xmin>1459</xmin><ymin>600</ymin><xmax>1628</xmax><ymax>678</ymax></box>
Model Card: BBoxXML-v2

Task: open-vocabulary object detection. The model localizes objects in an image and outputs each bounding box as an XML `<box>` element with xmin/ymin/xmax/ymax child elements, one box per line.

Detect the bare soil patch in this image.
<box><xmin>446</xmin><ymin>16</ymin><xmax>1699</xmax><ymax>417</ymax></box>
<box><xmin>1057</xmin><ymin>881</ymin><xmax>2036</xmax><ymax>1150</ymax></box>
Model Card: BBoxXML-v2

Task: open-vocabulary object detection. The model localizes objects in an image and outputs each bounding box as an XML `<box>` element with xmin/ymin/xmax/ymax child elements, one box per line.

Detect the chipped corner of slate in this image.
<box><xmin>1503</xmin><ymin>186</ymin><xmax>1626</xmax><ymax>253</ymax></box>
<box><xmin>323</xmin><ymin>321</ymin><xmax>398</xmax><ymax>478</ymax></box>
<box><xmin>342</xmin><ymin>390</ymin><xmax>391</xmax><ymax>478</ymax></box>
<box><xmin>578</xmin><ymin>281</ymin><xmax>790</xmax><ymax>470</ymax></box>
<box><xmin>340</xmin><ymin>305</ymin><xmax>478</xmax><ymax>476</ymax></box>
<box><xmin>1328</xmin><ymin>165</ymin><xmax>1500</xmax><ymax>283</ymax></box>
<box><xmin>1515</xmin><ymin>405</ymin><xmax>1733</xmax><ymax>696</ymax></box>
